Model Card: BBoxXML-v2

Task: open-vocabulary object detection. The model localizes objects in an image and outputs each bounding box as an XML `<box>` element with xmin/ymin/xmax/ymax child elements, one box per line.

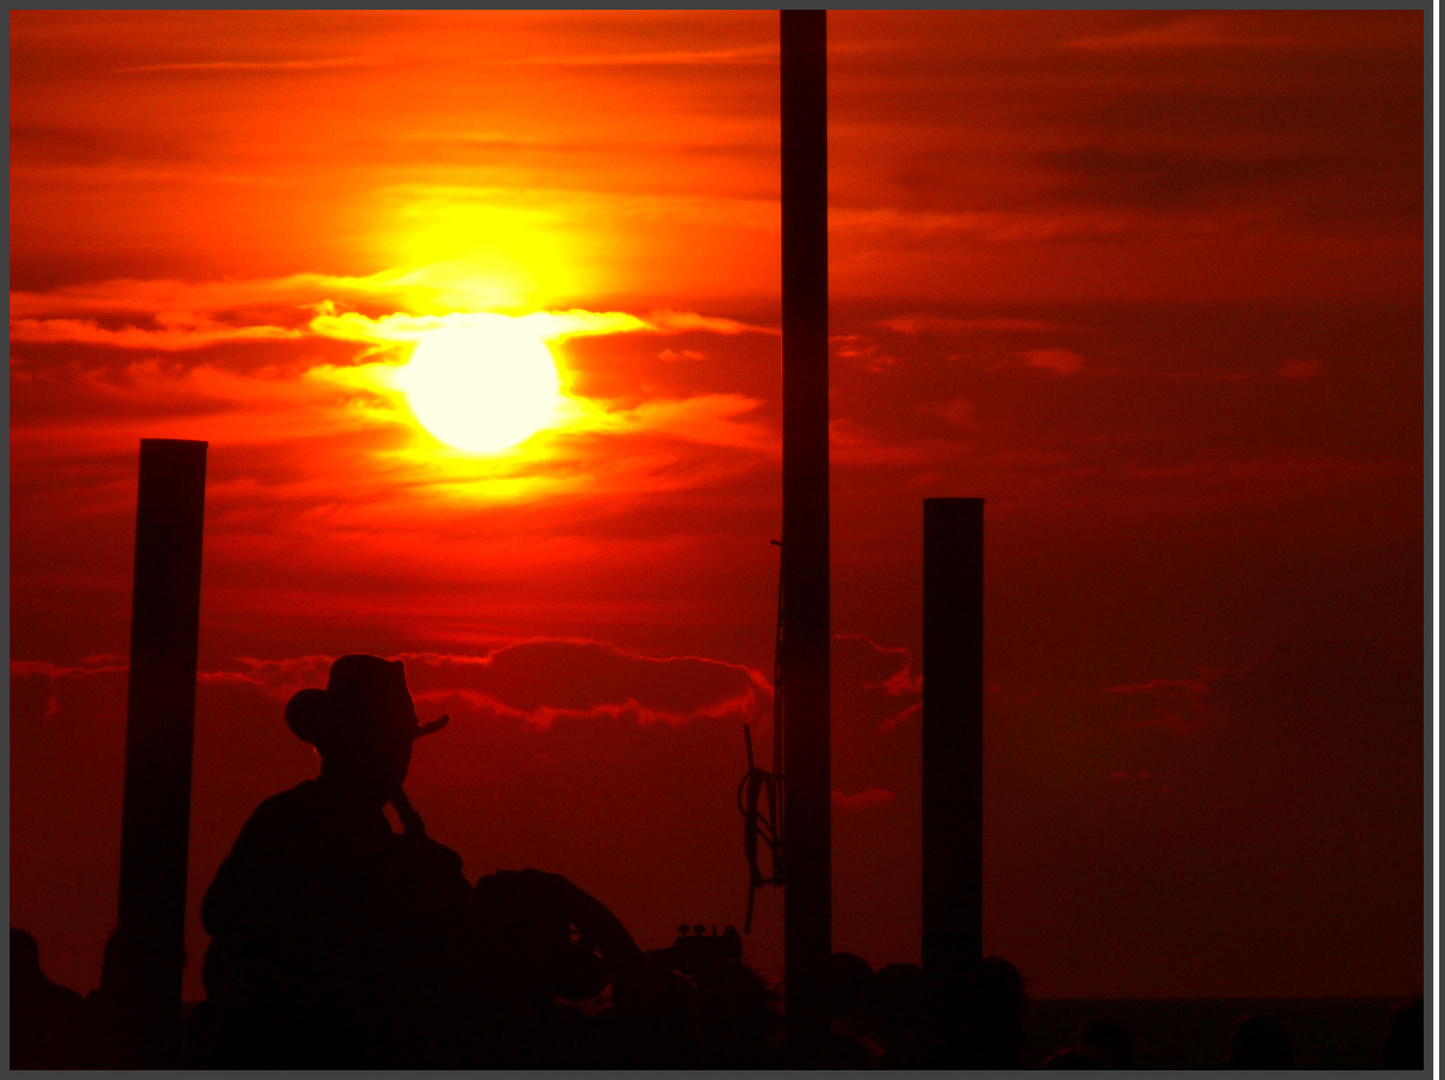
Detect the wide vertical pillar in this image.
<box><xmin>780</xmin><ymin>8</ymin><xmax>831</xmax><ymax>1042</ymax></box>
<box><xmin>921</xmin><ymin>497</ymin><xmax>984</xmax><ymax>994</ymax></box>
<box><xmin>107</xmin><ymin>438</ymin><xmax>208</xmax><ymax>1052</ymax></box>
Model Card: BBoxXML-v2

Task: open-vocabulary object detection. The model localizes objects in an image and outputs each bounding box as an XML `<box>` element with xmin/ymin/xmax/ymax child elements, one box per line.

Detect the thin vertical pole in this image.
<box><xmin>780</xmin><ymin>8</ymin><xmax>830</xmax><ymax>1042</ymax></box>
<box><xmin>108</xmin><ymin>439</ymin><xmax>207</xmax><ymax>1047</ymax></box>
<box><xmin>922</xmin><ymin>497</ymin><xmax>984</xmax><ymax>995</ymax></box>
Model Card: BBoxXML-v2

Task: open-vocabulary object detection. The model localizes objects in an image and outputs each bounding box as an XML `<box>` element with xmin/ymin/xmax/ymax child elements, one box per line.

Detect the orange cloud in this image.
<box><xmin>921</xmin><ymin>396</ymin><xmax>975</xmax><ymax>427</ymax></box>
<box><xmin>10</xmin><ymin>270</ymin><xmax>783</xmax><ymax>512</ymax></box>
<box><xmin>114</xmin><ymin>56</ymin><xmax>371</xmax><ymax>74</ymax></box>
<box><xmin>876</xmin><ymin>314</ymin><xmax>1080</xmax><ymax>335</ymax></box>
<box><xmin>489</xmin><ymin>43</ymin><xmax>778</xmax><ymax>68</ymax></box>
<box><xmin>9</xmin><ymin>316</ymin><xmax>303</xmax><ymax>351</ymax></box>
<box><xmin>1016</xmin><ymin>347</ymin><xmax>1085</xmax><ymax>375</ymax></box>
<box><xmin>1066</xmin><ymin>16</ymin><xmax>1296</xmax><ymax>51</ymax></box>
<box><xmin>828</xmin><ymin>418</ymin><xmax>962</xmax><ymax>468</ymax></box>
<box><xmin>831</xmin><ymin>334</ymin><xmax>897</xmax><ymax>373</ymax></box>
<box><xmin>10</xmin><ymin>270</ymin><xmax>428</xmax><ymax>319</ymax></box>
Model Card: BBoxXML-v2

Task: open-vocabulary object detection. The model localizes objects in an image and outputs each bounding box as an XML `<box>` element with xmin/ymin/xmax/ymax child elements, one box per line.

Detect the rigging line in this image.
<box><xmin>739</xmin><ymin>539</ymin><xmax>786</xmax><ymax>932</ymax></box>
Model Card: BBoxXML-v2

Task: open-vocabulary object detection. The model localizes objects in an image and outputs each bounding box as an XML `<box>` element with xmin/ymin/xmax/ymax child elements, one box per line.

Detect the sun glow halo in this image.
<box><xmin>399</xmin><ymin>320</ymin><xmax>562</xmax><ymax>453</ymax></box>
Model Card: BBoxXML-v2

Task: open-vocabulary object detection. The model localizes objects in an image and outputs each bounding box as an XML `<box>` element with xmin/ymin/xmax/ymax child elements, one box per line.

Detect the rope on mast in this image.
<box><xmin>739</xmin><ymin>539</ymin><xmax>785</xmax><ymax>932</ymax></box>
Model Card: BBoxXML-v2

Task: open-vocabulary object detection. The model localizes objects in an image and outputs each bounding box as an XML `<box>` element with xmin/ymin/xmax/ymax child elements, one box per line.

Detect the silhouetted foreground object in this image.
<box><xmin>1227</xmin><ymin>1013</ymin><xmax>1293</xmax><ymax>1069</ymax></box>
<box><xmin>905</xmin><ymin>955</ymin><xmax>1030</xmax><ymax>1068</ymax></box>
<box><xmin>779</xmin><ymin>6</ymin><xmax>832</xmax><ymax>1043</ymax></box>
<box><xmin>922</xmin><ymin>496</ymin><xmax>985</xmax><ymax>1006</ymax></box>
<box><xmin>200</xmin><ymin>655</ymin><xmax>468</xmax><ymax>1067</ymax></box>
<box><xmin>693</xmin><ymin>959</ymin><xmax>783</xmax><ymax>1068</ymax></box>
<box><xmin>824</xmin><ymin>950</ymin><xmax>874</xmax><ymax>1028</ymax></box>
<box><xmin>11</xmin><ymin>928</ymin><xmax>83</xmax><ymax>1069</ymax></box>
<box><xmin>1380</xmin><ymin>996</ymin><xmax>1424</xmax><ymax>1069</ymax></box>
<box><xmin>108</xmin><ymin>438</ymin><xmax>207</xmax><ymax>1066</ymax></box>
<box><xmin>856</xmin><ymin>962</ymin><xmax>924</xmax><ymax>1065</ymax></box>
<box><xmin>1079</xmin><ymin>1015</ymin><xmax>1136</xmax><ymax>1068</ymax></box>
<box><xmin>649</xmin><ymin>923</ymin><xmax>744</xmax><ymax>976</ymax></box>
<box><xmin>468</xmin><ymin>868</ymin><xmax>698</xmax><ymax>1067</ymax></box>
<box><xmin>1044</xmin><ymin>1048</ymin><xmax>1104</xmax><ymax>1068</ymax></box>
<box><xmin>196</xmin><ymin>655</ymin><xmax>702</xmax><ymax>1069</ymax></box>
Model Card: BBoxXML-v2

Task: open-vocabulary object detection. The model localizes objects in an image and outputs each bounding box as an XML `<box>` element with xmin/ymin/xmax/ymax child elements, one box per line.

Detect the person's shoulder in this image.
<box><xmin>237</xmin><ymin>780</ymin><xmax>323</xmax><ymax>838</ymax></box>
<box><xmin>202</xmin><ymin>781</ymin><xmax>323</xmax><ymax>927</ymax></box>
<box><xmin>254</xmin><ymin>778</ymin><xmax>320</xmax><ymax>812</ymax></box>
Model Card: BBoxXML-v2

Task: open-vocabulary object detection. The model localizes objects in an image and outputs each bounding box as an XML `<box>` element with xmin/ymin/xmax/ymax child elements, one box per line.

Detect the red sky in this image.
<box><xmin>10</xmin><ymin>11</ymin><xmax>1427</xmax><ymax>1001</ymax></box>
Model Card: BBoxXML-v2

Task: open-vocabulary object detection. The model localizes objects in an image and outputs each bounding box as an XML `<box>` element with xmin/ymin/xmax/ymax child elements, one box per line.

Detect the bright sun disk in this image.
<box><xmin>399</xmin><ymin>320</ymin><xmax>562</xmax><ymax>453</ymax></box>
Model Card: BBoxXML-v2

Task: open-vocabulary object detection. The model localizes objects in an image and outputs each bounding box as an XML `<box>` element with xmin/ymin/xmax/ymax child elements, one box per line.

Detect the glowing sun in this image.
<box><xmin>399</xmin><ymin>320</ymin><xmax>562</xmax><ymax>453</ymax></box>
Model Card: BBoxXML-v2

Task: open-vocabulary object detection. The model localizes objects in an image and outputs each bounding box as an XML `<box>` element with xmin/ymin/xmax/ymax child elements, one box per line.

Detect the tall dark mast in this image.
<box><xmin>780</xmin><ymin>8</ymin><xmax>831</xmax><ymax>1041</ymax></box>
<box><xmin>105</xmin><ymin>438</ymin><xmax>208</xmax><ymax>1063</ymax></box>
<box><xmin>921</xmin><ymin>498</ymin><xmax>985</xmax><ymax>998</ymax></box>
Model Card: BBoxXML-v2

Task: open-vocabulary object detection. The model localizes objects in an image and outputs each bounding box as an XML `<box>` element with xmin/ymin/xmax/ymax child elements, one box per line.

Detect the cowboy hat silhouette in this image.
<box><xmin>285</xmin><ymin>654</ymin><xmax>448</xmax><ymax>753</ymax></box>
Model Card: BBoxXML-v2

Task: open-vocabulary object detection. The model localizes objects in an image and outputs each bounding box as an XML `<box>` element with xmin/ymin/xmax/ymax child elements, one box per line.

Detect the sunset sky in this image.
<box><xmin>10</xmin><ymin>11</ymin><xmax>1427</xmax><ymax>1002</ymax></box>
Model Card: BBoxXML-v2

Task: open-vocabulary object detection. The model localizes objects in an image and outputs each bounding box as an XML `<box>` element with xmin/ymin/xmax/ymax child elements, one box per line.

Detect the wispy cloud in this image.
<box><xmin>304</xmin><ymin>306</ymin><xmax>775</xmax><ymax>377</ymax></box>
<box><xmin>582</xmin><ymin>393</ymin><xmax>771</xmax><ymax>452</ymax></box>
<box><xmin>1101</xmin><ymin>677</ymin><xmax>1215</xmax><ymax>733</ymax></box>
<box><xmin>645</xmin><ymin>310</ymin><xmax>776</xmax><ymax>336</ymax></box>
<box><xmin>490</xmin><ymin>43</ymin><xmax>777</xmax><ymax>68</ymax></box>
<box><xmin>10</xmin><ymin>316</ymin><xmax>303</xmax><ymax>351</ymax></box>
<box><xmin>921</xmin><ymin>396</ymin><xmax>975</xmax><ymax>427</ymax></box>
<box><xmin>1016</xmin><ymin>347</ymin><xmax>1086</xmax><ymax>375</ymax></box>
<box><xmin>307</xmin><ymin>308</ymin><xmax>653</xmax><ymax>349</ymax></box>
<box><xmin>831</xmin><ymin>333</ymin><xmax>897</xmax><ymax>373</ymax></box>
<box><xmin>833</xmin><ymin>206</ymin><xmax>1138</xmax><ymax>244</ymax></box>
<box><xmin>1066</xmin><ymin>17</ymin><xmax>1295</xmax><ymax>51</ymax></box>
<box><xmin>11</xmin><ymin>271</ymin><xmax>777</xmax><ymax>356</ymax></box>
<box><xmin>828</xmin><ymin>418</ymin><xmax>962</xmax><ymax>468</ymax></box>
<box><xmin>832</xmin><ymin>787</ymin><xmax>896</xmax><ymax>813</ymax></box>
<box><xmin>113</xmin><ymin>56</ymin><xmax>370</xmax><ymax>75</ymax></box>
<box><xmin>876</xmin><ymin>314</ymin><xmax>1081</xmax><ymax>335</ymax></box>
<box><xmin>9</xmin><ymin>269</ymin><xmax>426</xmax><ymax>319</ymax></box>
<box><xmin>196</xmin><ymin>641</ymin><xmax>772</xmax><ymax>731</ymax></box>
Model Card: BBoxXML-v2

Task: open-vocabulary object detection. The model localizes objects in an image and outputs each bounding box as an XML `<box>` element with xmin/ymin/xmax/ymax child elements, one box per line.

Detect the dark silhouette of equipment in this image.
<box><xmin>103</xmin><ymin>438</ymin><xmax>208</xmax><ymax>1064</ymax></box>
<box><xmin>779</xmin><ymin>7</ymin><xmax>831</xmax><ymax>1042</ymax></box>
<box><xmin>660</xmin><ymin>924</ymin><xmax>744</xmax><ymax>976</ymax></box>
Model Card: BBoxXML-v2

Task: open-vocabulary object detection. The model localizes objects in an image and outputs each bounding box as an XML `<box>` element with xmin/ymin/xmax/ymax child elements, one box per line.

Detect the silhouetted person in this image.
<box><xmin>909</xmin><ymin>955</ymin><xmax>1029</xmax><ymax>1068</ymax></box>
<box><xmin>692</xmin><ymin>958</ymin><xmax>783</xmax><ymax>1068</ymax></box>
<box><xmin>468</xmin><ymin>868</ymin><xmax>698</xmax><ymax>1068</ymax></box>
<box><xmin>10</xmin><ymin>927</ymin><xmax>83</xmax><ymax>1068</ymax></box>
<box><xmin>1044</xmin><ymin>1048</ymin><xmax>1104</xmax><ymax>1068</ymax></box>
<box><xmin>1227</xmin><ymin>1014</ymin><xmax>1293</xmax><ymax>1069</ymax></box>
<box><xmin>1079</xmin><ymin>1015</ymin><xmax>1135</xmax><ymax>1068</ymax></box>
<box><xmin>825</xmin><ymin>950</ymin><xmax>874</xmax><ymax>1029</ymax></box>
<box><xmin>200</xmin><ymin>655</ymin><xmax>470</xmax><ymax>1068</ymax></box>
<box><xmin>467</xmin><ymin>867</ymin><xmax>609</xmax><ymax>1066</ymax></box>
<box><xmin>769</xmin><ymin>950</ymin><xmax>878</xmax><ymax>1067</ymax></box>
<box><xmin>68</xmin><ymin>930</ymin><xmax>182</xmax><ymax>1068</ymax></box>
<box><xmin>857</xmin><ymin>962</ymin><xmax>924</xmax><ymax>1066</ymax></box>
<box><xmin>1380</xmin><ymin>996</ymin><xmax>1423</xmax><ymax>1069</ymax></box>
